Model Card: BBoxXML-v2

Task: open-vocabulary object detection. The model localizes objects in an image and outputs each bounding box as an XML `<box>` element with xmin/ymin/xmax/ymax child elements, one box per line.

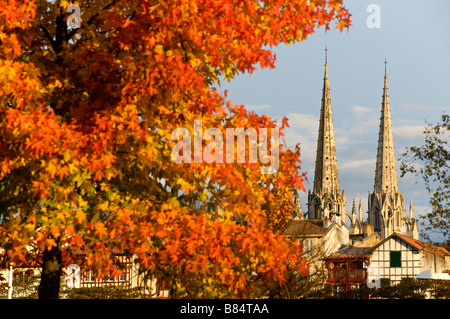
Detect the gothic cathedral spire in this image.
<box><xmin>374</xmin><ymin>59</ymin><xmax>399</xmax><ymax>195</ymax></box>
<box><xmin>308</xmin><ymin>48</ymin><xmax>346</xmax><ymax>225</ymax></box>
<box><xmin>368</xmin><ymin>60</ymin><xmax>406</xmax><ymax>239</ymax></box>
<box><xmin>312</xmin><ymin>48</ymin><xmax>340</xmax><ymax>197</ymax></box>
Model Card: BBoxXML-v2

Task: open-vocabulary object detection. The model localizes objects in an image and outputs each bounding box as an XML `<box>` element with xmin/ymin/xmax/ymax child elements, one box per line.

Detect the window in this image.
<box><xmin>390</xmin><ymin>251</ymin><xmax>401</xmax><ymax>267</ymax></box>
<box><xmin>84</xmin><ymin>271</ymin><xmax>95</xmax><ymax>282</ymax></box>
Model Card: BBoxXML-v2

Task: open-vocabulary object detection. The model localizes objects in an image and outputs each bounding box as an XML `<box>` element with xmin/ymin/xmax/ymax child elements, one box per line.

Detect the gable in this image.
<box><xmin>372</xmin><ymin>235</ymin><xmax>418</xmax><ymax>255</ymax></box>
<box><xmin>369</xmin><ymin>235</ymin><xmax>423</xmax><ymax>283</ymax></box>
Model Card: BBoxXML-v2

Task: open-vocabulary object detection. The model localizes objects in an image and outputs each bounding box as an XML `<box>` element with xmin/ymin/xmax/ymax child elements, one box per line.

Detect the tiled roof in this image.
<box><xmin>395</xmin><ymin>233</ymin><xmax>450</xmax><ymax>258</ymax></box>
<box><xmin>284</xmin><ymin>219</ymin><xmax>327</xmax><ymax>237</ymax></box>
<box><xmin>324</xmin><ymin>246</ymin><xmax>373</xmax><ymax>260</ymax></box>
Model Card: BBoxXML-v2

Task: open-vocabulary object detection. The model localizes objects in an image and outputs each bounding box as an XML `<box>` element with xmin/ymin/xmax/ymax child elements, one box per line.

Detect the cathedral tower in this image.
<box><xmin>367</xmin><ymin>61</ymin><xmax>406</xmax><ymax>239</ymax></box>
<box><xmin>307</xmin><ymin>49</ymin><xmax>346</xmax><ymax>225</ymax></box>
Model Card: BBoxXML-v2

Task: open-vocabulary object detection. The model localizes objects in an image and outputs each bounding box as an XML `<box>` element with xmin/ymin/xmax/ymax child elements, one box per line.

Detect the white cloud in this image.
<box><xmin>340</xmin><ymin>158</ymin><xmax>375</xmax><ymax>171</ymax></box>
<box><xmin>393</xmin><ymin>125</ymin><xmax>426</xmax><ymax>141</ymax></box>
<box><xmin>352</xmin><ymin>105</ymin><xmax>373</xmax><ymax>116</ymax></box>
<box><xmin>284</xmin><ymin>112</ymin><xmax>318</xmax><ymax>131</ymax></box>
<box><xmin>282</xmin><ymin>112</ymin><xmax>319</xmax><ymax>155</ymax></box>
<box><xmin>335</xmin><ymin>105</ymin><xmax>379</xmax><ymax>146</ymax></box>
<box><xmin>277</xmin><ymin>112</ymin><xmax>320</xmax><ymax>181</ymax></box>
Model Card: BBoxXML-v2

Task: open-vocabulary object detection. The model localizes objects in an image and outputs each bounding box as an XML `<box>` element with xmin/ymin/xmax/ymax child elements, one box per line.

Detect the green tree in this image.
<box><xmin>400</xmin><ymin>113</ymin><xmax>450</xmax><ymax>241</ymax></box>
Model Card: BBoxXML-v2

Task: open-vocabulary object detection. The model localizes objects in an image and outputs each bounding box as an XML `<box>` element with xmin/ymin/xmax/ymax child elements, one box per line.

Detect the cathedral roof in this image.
<box><xmin>284</xmin><ymin>219</ymin><xmax>327</xmax><ymax>238</ymax></box>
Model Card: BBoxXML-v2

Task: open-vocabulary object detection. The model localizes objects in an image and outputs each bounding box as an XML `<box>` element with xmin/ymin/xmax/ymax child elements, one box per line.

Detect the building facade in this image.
<box><xmin>369</xmin><ymin>232</ymin><xmax>450</xmax><ymax>285</ymax></box>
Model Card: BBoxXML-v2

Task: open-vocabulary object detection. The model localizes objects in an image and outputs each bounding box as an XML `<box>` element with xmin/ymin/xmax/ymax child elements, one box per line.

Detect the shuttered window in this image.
<box><xmin>390</xmin><ymin>251</ymin><xmax>401</xmax><ymax>267</ymax></box>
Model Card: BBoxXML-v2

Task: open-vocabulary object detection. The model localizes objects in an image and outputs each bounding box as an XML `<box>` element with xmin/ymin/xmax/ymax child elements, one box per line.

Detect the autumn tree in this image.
<box><xmin>0</xmin><ymin>0</ymin><xmax>351</xmax><ymax>298</ymax></box>
<box><xmin>400</xmin><ymin>113</ymin><xmax>450</xmax><ymax>242</ymax></box>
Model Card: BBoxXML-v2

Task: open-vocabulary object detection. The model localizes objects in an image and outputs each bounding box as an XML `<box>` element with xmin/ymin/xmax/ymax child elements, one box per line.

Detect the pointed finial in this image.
<box><xmin>384</xmin><ymin>57</ymin><xmax>387</xmax><ymax>77</ymax></box>
<box><xmin>325</xmin><ymin>46</ymin><xmax>328</xmax><ymax>65</ymax></box>
<box><xmin>409</xmin><ymin>195</ymin><xmax>414</xmax><ymax>219</ymax></box>
<box><xmin>359</xmin><ymin>193</ymin><xmax>363</xmax><ymax>221</ymax></box>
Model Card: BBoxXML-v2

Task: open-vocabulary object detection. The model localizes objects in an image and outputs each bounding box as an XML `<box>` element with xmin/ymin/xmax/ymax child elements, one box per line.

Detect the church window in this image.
<box><xmin>390</xmin><ymin>251</ymin><xmax>401</xmax><ymax>267</ymax></box>
<box><xmin>374</xmin><ymin>211</ymin><xmax>380</xmax><ymax>228</ymax></box>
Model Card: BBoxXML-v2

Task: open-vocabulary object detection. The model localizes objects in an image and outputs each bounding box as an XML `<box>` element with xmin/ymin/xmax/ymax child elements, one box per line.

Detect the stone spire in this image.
<box><xmin>373</xmin><ymin>60</ymin><xmax>398</xmax><ymax>195</ymax></box>
<box><xmin>308</xmin><ymin>48</ymin><xmax>346</xmax><ymax>227</ymax></box>
<box><xmin>294</xmin><ymin>190</ymin><xmax>304</xmax><ymax>220</ymax></box>
<box><xmin>351</xmin><ymin>199</ymin><xmax>357</xmax><ymax>223</ymax></box>
<box><xmin>359</xmin><ymin>194</ymin><xmax>363</xmax><ymax>222</ymax></box>
<box><xmin>312</xmin><ymin>49</ymin><xmax>340</xmax><ymax>197</ymax></box>
<box><xmin>407</xmin><ymin>195</ymin><xmax>419</xmax><ymax>239</ymax></box>
<box><xmin>409</xmin><ymin>195</ymin><xmax>414</xmax><ymax>219</ymax></box>
<box><xmin>350</xmin><ymin>197</ymin><xmax>364</xmax><ymax>235</ymax></box>
<box><xmin>368</xmin><ymin>60</ymin><xmax>406</xmax><ymax>239</ymax></box>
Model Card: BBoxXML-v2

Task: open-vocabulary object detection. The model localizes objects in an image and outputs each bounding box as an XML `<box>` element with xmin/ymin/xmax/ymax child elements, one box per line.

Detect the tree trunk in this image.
<box><xmin>38</xmin><ymin>243</ymin><xmax>62</xmax><ymax>299</ymax></box>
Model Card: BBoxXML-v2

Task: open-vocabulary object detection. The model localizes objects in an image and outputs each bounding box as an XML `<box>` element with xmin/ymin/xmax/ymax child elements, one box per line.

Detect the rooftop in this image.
<box><xmin>284</xmin><ymin>219</ymin><xmax>328</xmax><ymax>238</ymax></box>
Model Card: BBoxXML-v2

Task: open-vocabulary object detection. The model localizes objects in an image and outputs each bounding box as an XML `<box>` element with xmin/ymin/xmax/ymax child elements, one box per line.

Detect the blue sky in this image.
<box><xmin>219</xmin><ymin>0</ymin><xmax>450</xmax><ymax>241</ymax></box>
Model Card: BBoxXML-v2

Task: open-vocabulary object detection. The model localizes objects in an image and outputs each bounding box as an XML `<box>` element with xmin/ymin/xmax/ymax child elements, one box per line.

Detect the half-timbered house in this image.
<box><xmin>369</xmin><ymin>232</ymin><xmax>450</xmax><ymax>285</ymax></box>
